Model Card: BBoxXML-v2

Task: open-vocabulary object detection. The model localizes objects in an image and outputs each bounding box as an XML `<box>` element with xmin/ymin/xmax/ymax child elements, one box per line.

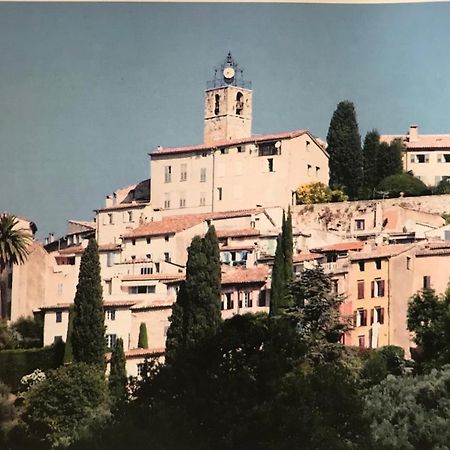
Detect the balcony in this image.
<box><xmin>320</xmin><ymin>260</ymin><xmax>349</xmax><ymax>274</ymax></box>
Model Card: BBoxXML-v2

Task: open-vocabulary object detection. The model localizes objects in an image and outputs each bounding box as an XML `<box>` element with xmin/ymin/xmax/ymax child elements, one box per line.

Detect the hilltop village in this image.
<box><xmin>4</xmin><ymin>53</ymin><xmax>450</xmax><ymax>375</ymax></box>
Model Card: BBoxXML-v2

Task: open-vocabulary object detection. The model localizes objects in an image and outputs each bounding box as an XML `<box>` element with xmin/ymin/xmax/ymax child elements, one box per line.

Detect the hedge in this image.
<box><xmin>0</xmin><ymin>342</ymin><xmax>64</xmax><ymax>391</ymax></box>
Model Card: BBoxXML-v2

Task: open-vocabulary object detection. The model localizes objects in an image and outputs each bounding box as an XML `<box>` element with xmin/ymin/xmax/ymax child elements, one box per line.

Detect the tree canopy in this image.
<box><xmin>377</xmin><ymin>172</ymin><xmax>429</xmax><ymax>198</ymax></box>
<box><xmin>0</xmin><ymin>214</ymin><xmax>32</xmax><ymax>271</ymax></box>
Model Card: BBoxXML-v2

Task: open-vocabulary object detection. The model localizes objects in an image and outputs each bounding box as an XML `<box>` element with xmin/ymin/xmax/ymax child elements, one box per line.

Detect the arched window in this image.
<box><xmin>236</xmin><ymin>92</ymin><xmax>243</xmax><ymax>115</ymax></box>
<box><xmin>215</xmin><ymin>94</ymin><xmax>220</xmax><ymax>115</ymax></box>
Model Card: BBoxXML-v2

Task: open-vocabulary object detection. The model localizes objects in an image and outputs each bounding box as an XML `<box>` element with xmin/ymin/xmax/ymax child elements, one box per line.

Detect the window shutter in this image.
<box><xmin>371</xmin><ymin>281</ymin><xmax>375</xmax><ymax>298</ymax></box>
<box><xmin>380</xmin><ymin>308</ymin><xmax>385</xmax><ymax>324</ymax></box>
<box><xmin>380</xmin><ymin>280</ymin><xmax>385</xmax><ymax>297</ymax></box>
<box><xmin>370</xmin><ymin>309</ymin><xmax>374</xmax><ymax>325</ymax></box>
<box><xmin>425</xmin><ymin>155</ymin><xmax>430</xmax><ymax>163</ymax></box>
<box><xmin>362</xmin><ymin>310</ymin><xmax>367</xmax><ymax>326</ymax></box>
<box><xmin>357</xmin><ymin>281</ymin><xmax>364</xmax><ymax>299</ymax></box>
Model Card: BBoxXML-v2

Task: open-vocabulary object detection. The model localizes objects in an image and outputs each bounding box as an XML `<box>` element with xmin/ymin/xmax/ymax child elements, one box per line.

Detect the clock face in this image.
<box><xmin>223</xmin><ymin>67</ymin><xmax>235</xmax><ymax>79</ymax></box>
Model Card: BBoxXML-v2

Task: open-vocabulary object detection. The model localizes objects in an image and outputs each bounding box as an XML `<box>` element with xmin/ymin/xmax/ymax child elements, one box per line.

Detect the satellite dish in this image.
<box><xmin>275</xmin><ymin>141</ymin><xmax>281</xmax><ymax>148</ymax></box>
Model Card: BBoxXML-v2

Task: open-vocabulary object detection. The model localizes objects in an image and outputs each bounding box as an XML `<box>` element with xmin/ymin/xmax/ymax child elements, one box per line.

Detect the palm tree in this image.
<box><xmin>0</xmin><ymin>213</ymin><xmax>32</xmax><ymax>271</ymax></box>
<box><xmin>0</xmin><ymin>213</ymin><xmax>32</xmax><ymax>319</ymax></box>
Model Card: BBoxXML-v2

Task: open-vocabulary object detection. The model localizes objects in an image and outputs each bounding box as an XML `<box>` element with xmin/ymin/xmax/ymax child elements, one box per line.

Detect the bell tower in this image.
<box><xmin>204</xmin><ymin>52</ymin><xmax>253</xmax><ymax>144</ymax></box>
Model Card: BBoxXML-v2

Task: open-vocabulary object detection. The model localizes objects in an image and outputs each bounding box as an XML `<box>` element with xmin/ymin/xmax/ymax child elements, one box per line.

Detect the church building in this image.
<box><xmin>149</xmin><ymin>53</ymin><xmax>329</xmax><ymax>215</ymax></box>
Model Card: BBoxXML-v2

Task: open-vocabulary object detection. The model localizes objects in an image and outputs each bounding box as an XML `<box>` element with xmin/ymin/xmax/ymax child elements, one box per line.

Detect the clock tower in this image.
<box><xmin>204</xmin><ymin>52</ymin><xmax>253</xmax><ymax>144</ymax></box>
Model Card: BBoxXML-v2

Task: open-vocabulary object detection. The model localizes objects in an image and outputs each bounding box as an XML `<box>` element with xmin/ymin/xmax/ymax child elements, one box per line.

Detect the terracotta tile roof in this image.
<box><xmin>381</xmin><ymin>134</ymin><xmax>450</xmax><ymax>149</ymax></box>
<box><xmin>313</xmin><ymin>241</ymin><xmax>364</xmax><ymax>253</ymax></box>
<box><xmin>121</xmin><ymin>273</ymin><xmax>184</xmax><ymax>282</ymax></box>
<box><xmin>131</xmin><ymin>298</ymin><xmax>175</xmax><ymax>310</ymax></box>
<box><xmin>220</xmin><ymin>245</ymin><xmax>255</xmax><ymax>251</ymax></box>
<box><xmin>150</xmin><ymin>130</ymin><xmax>308</xmax><ymax>156</ymax></box>
<box><xmin>58</xmin><ymin>245</ymin><xmax>84</xmax><ymax>255</ymax></box>
<box><xmin>350</xmin><ymin>244</ymin><xmax>415</xmax><ymax>261</ymax></box>
<box><xmin>293</xmin><ymin>252</ymin><xmax>323</xmax><ymax>263</ymax></box>
<box><xmin>96</xmin><ymin>202</ymin><xmax>150</xmax><ymax>213</ymax></box>
<box><xmin>39</xmin><ymin>300</ymin><xmax>137</xmax><ymax>311</ymax></box>
<box><xmin>123</xmin><ymin>208</ymin><xmax>263</xmax><ymax>239</ymax></box>
<box><xmin>416</xmin><ymin>241</ymin><xmax>450</xmax><ymax>256</ymax></box>
<box><xmin>106</xmin><ymin>347</ymin><xmax>165</xmax><ymax>362</ymax></box>
<box><xmin>98</xmin><ymin>243</ymin><xmax>122</xmax><ymax>252</ymax></box>
<box><xmin>221</xmin><ymin>266</ymin><xmax>269</xmax><ymax>285</ymax></box>
<box><xmin>67</xmin><ymin>220</ymin><xmax>96</xmax><ymax>230</ymax></box>
<box><xmin>216</xmin><ymin>228</ymin><xmax>260</xmax><ymax>238</ymax></box>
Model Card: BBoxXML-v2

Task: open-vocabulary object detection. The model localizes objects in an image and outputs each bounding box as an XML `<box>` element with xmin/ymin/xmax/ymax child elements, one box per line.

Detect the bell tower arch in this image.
<box><xmin>204</xmin><ymin>52</ymin><xmax>253</xmax><ymax>144</ymax></box>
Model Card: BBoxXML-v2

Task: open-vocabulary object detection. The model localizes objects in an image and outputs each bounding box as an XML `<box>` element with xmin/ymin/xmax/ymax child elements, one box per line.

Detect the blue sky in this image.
<box><xmin>2</xmin><ymin>2</ymin><xmax>450</xmax><ymax>237</ymax></box>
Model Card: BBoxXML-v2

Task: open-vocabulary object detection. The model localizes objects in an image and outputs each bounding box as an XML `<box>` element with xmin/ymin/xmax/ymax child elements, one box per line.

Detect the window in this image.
<box><xmin>165</xmin><ymin>235</ymin><xmax>170</xmax><ymax>242</ymax></box>
<box><xmin>199</xmin><ymin>193</ymin><xmax>206</xmax><ymax>206</ymax></box>
<box><xmin>358</xmin><ymin>335</ymin><xmax>366</xmax><ymax>348</ymax></box>
<box><xmin>155</xmin><ymin>262</ymin><xmax>160</xmax><ymax>273</ymax></box>
<box><xmin>243</xmin><ymin>292</ymin><xmax>253</xmax><ymax>308</ymax></box>
<box><xmin>357</xmin><ymin>280</ymin><xmax>365</xmax><ymax>299</ymax></box>
<box><xmin>132</xmin><ymin>239</ymin><xmax>136</xmax><ymax>246</ymax></box>
<box><xmin>56</xmin><ymin>311</ymin><xmax>62</xmax><ymax>323</ymax></box>
<box><xmin>164</xmin><ymin>166</ymin><xmax>172</xmax><ymax>183</ymax></box>
<box><xmin>54</xmin><ymin>336</ymin><xmax>63</xmax><ymax>344</ymax></box>
<box><xmin>200</xmin><ymin>168</ymin><xmax>207</xmax><ymax>182</ymax></box>
<box><xmin>359</xmin><ymin>261</ymin><xmax>365</xmax><ymax>272</ymax></box>
<box><xmin>164</xmin><ymin>193</ymin><xmax>170</xmax><ymax>209</ymax></box>
<box><xmin>371</xmin><ymin>307</ymin><xmax>385</xmax><ymax>325</ymax></box>
<box><xmin>105</xmin><ymin>334</ymin><xmax>117</xmax><ymax>349</ymax></box>
<box><xmin>105</xmin><ymin>280</ymin><xmax>112</xmax><ymax>295</ymax></box>
<box><xmin>201</xmin><ymin>151</ymin><xmax>208</xmax><ymax>157</ymax></box>
<box><xmin>237</xmin><ymin>146</ymin><xmax>244</xmax><ymax>153</ymax></box>
<box><xmin>220</xmin><ymin>148</ymin><xmax>229</xmax><ymax>155</ymax></box>
<box><xmin>236</xmin><ymin>92</ymin><xmax>243</xmax><ymax>115</ymax></box>
<box><xmin>137</xmin><ymin>363</ymin><xmax>145</xmax><ymax>377</ymax></box>
<box><xmin>331</xmin><ymin>279</ymin><xmax>339</xmax><ymax>294</ymax></box>
<box><xmin>131</xmin><ymin>255</ymin><xmax>136</xmax><ymax>261</ymax></box>
<box><xmin>416</xmin><ymin>154</ymin><xmax>429</xmax><ymax>163</ymax></box>
<box><xmin>355</xmin><ymin>219</ymin><xmax>365</xmax><ymax>231</ymax></box>
<box><xmin>217</xmin><ymin>187</ymin><xmax>223</xmax><ymax>201</ymax></box>
<box><xmin>146</xmin><ymin>237</ymin><xmax>151</xmax><ymax>244</ymax></box>
<box><xmin>221</xmin><ymin>293</ymin><xmax>234</xmax><ymax>310</ymax></box>
<box><xmin>180</xmin><ymin>164</ymin><xmax>187</xmax><ymax>181</ymax></box>
<box><xmin>107</xmin><ymin>252</ymin><xmax>115</xmax><ymax>267</ymax></box>
<box><xmin>356</xmin><ymin>309</ymin><xmax>367</xmax><ymax>327</ymax></box>
<box><xmin>108</xmin><ymin>213</ymin><xmax>113</xmax><ymax>225</ymax></box>
<box><xmin>316</xmin><ymin>166</ymin><xmax>320</xmax><ymax>176</ymax></box>
<box><xmin>141</xmin><ymin>267</ymin><xmax>152</xmax><ymax>275</ymax></box>
<box><xmin>258</xmin><ymin>142</ymin><xmax>278</xmax><ymax>156</ymax></box>
<box><xmin>375</xmin><ymin>259</ymin><xmax>382</xmax><ymax>270</ymax></box>
<box><xmin>423</xmin><ymin>275</ymin><xmax>431</xmax><ymax>289</ymax></box>
<box><xmin>307</xmin><ymin>164</ymin><xmax>312</xmax><ymax>175</ymax></box>
<box><xmin>444</xmin><ymin>154</ymin><xmax>450</xmax><ymax>163</ymax></box>
<box><xmin>406</xmin><ymin>257</ymin><xmax>411</xmax><ymax>270</ymax></box>
<box><xmin>214</xmin><ymin>94</ymin><xmax>220</xmax><ymax>115</ymax></box>
<box><xmin>179</xmin><ymin>195</ymin><xmax>186</xmax><ymax>208</ymax></box>
<box><xmin>128</xmin><ymin>211</ymin><xmax>133</xmax><ymax>222</ymax></box>
<box><xmin>268</xmin><ymin>158</ymin><xmax>274</xmax><ymax>172</ymax></box>
<box><xmin>164</xmin><ymin>252</ymin><xmax>171</xmax><ymax>262</ymax></box>
<box><xmin>129</xmin><ymin>285</ymin><xmax>156</xmax><ymax>294</ymax></box>
<box><xmin>105</xmin><ymin>309</ymin><xmax>116</xmax><ymax>321</ymax></box>
<box><xmin>258</xmin><ymin>291</ymin><xmax>266</xmax><ymax>307</ymax></box>
<box><xmin>371</xmin><ymin>279</ymin><xmax>385</xmax><ymax>298</ymax></box>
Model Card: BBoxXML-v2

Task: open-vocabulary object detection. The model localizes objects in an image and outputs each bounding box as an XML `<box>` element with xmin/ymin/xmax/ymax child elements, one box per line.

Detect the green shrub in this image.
<box><xmin>0</xmin><ymin>343</ymin><xmax>63</xmax><ymax>392</ymax></box>
<box><xmin>376</xmin><ymin>173</ymin><xmax>430</xmax><ymax>197</ymax></box>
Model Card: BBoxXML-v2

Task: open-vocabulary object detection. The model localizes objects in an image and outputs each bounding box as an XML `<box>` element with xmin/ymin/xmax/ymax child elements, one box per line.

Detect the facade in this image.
<box><xmin>381</xmin><ymin>124</ymin><xmax>450</xmax><ymax>186</ymax></box>
<box><xmin>149</xmin><ymin>53</ymin><xmax>328</xmax><ymax>215</ymax></box>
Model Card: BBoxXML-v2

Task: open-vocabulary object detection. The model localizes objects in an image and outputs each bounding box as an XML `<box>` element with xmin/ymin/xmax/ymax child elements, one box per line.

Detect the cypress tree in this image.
<box><xmin>270</xmin><ymin>234</ymin><xmax>284</xmax><ymax>316</ymax></box>
<box><xmin>63</xmin><ymin>305</ymin><xmax>74</xmax><ymax>364</ymax></box>
<box><xmin>363</xmin><ymin>129</ymin><xmax>381</xmax><ymax>195</ymax></box>
<box><xmin>108</xmin><ymin>338</ymin><xmax>127</xmax><ymax>410</ymax></box>
<box><xmin>327</xmin><ymin>101</ymin><xmax>363</xmax><ymax>199</ymax></box>
<box><xmin>71</xmin><ymin>238</ymin><xmax>106</xmax><ymax>369</ymax></box>
<box><xmin>138</xmin><ymin>322</ymin><xmax>149</xmax><ymax>349</ymax></box>
<box><xmin>165</xmin><ymin>225</ymin><xmax>222</xmax><ymax>360</ymax></box>
<box><xmin>270</xmin><ymin>210</ymin><xmax>294</xmax><ymax>316</ymax></box>
<box><xmin>378</xmin><ymin>139</ymin><xmax>404</xmax><ymax>181</ymax></box>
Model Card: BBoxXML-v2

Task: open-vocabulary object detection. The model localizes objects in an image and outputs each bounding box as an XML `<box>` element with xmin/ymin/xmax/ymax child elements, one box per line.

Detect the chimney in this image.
<box><xmin>105</xmin><ymin>195</ymin><xmax>113</xmax><ymax>208</ymax></box>
<box><xmin>408</xmin><ymin>124</ymin><xmax>419</xmax><ymax>142</ymax></box>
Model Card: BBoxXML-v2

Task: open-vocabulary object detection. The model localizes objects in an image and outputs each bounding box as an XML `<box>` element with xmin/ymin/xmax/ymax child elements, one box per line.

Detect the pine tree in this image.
<box><xmin>363</xmin><ymin>129</ymin><xmax>381</xmax><ymax>195</ymax></box>
<box><xmin>108</xmin><ymin>338</ymin><xmax>127</xmax><ymax>410</ymax></box>
<box><xmin>71</xmin><ymin>238</ymin><xmax>106</xmax><ymax>369</ymax></box>
<box><xmin>165</xmin><ymin>226</ymin><xmax>222</xmax><ymax>361</ymax></box>
<box><xmin>327</xmin><ymin>101</ymin><xmax>363</xmax><ymax>199</ymax></box>
<box><xmin>138</xmin><ymin>322</ymin><xmax>148</xmax><ymax>349</ymax></box>
<box><xmin>63</xmin><ymin>305</ymin><xmax>74</xmax><ymax>364</ymax></box>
